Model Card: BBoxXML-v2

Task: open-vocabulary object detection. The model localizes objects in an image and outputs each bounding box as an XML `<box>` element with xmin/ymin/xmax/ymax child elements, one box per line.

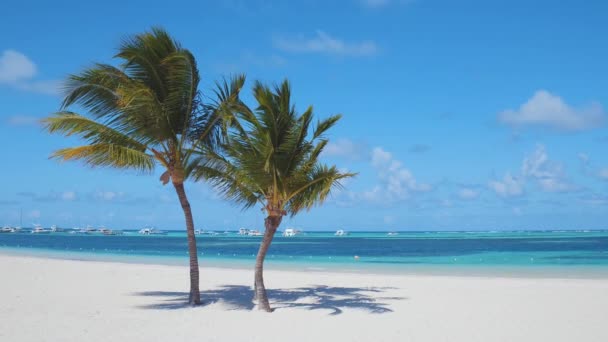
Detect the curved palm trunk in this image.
<box><xmin>173</xmin><ymin>182</ymin><xmax>201</xmax><ymax>305</ymax></box>
<box><xmin>254</xmin><ymin>215</ymin><xmax>282</xmax><ymax>312</ymax></box>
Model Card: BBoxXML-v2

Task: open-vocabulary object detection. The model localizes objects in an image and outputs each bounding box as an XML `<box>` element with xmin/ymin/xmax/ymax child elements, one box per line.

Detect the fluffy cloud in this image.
<box><xmin>5</xmin><ymin>114</ymin><xmax>40</xmax><ymax>127</ymax></box>
<box><xmin>0</xmin><ymin>50</ymin><xmax>36</xmax><ymax>82</ymax></box>
<box><xmin>0</xmin><ymin>49</ymin><xmax>60</xmax><ymax>95</ymax></box>
<box><xmin>370</xmin><ymin>147</ymin><xmax>431</xmax><ymax>199</ymax></box>
<box><xmin>498</xmin><ymin>90</ymin><xmax>604</xmax><ymax>131</ymax></box>
<box><xmin>274</xmin><ymin>30</ymin><xmax>378</xmax><ymax>56</ymax></box>
<box><xmin>521</xmin><ymin>145</ymin><xmax>575</xmax><ymax>192</ymax></box>
<box><xmin>323</xmin><ymin>138</ymin><xmax>367</xmax><ymax>160</ymax></box>
<box><xmin>489</xmin><ymin>145</ymin><xmax>576</xmax><ymax>197</ymax></box>
<box><xmin>488</xmin><ymin>173</ymin><xmax>524</xmax><ymax>198</ymax></box>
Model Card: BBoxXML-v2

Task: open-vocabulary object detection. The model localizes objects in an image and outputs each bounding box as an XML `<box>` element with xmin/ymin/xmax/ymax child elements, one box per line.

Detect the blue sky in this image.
<box><xmin>1</xmin><ymin>0</ymin><xmax>607</xmax><ymax>230</ymax></box>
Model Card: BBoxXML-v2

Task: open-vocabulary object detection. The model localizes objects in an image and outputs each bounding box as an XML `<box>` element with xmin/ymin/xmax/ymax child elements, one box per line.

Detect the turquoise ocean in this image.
<box><xmin>2</xmin><ymin>230</ymin><xmax>608</xmax><ymax>277</ymax></box>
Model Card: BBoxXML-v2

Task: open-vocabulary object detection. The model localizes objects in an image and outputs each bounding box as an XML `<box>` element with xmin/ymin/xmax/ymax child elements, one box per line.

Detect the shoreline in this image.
<box><xmin>3</xmin><ymin>246</ymin><xmax>608</xmax><ymax>280</ymax></box>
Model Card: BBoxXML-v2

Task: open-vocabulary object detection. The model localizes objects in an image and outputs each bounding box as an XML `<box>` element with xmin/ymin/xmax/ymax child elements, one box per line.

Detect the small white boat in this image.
<box><xmin>1</xmin><ymin>226</ymin><xmax>16</xmax><ymax>233</ymax></box>
<box><xmin>50</xmin><ymin>225</ymin><xmax>64</xmax><ymax>233</ymax></box>
<box><xmin>282</xmin><ymin>228</ymin><xmax>300</xmax><ymax>237</ymax></box>
<box><xmin>387</xmin><ymin>232</ymin><xmax>399</xmax><ymax>236</ymax></box>
<box><xmin>238</xmin><ymin>228</ymin><xmax>250</xmax><ymax>235</ymax></box>
<box><xmin>335</xmin><ymin>229</ymin><xmax>348</xmax><ymax>236</ymax></box>
<box><xmin>31</xmin><ymin>224</ymin><xmax>50</xmax><ymax>234</ymax></box>
<box><xmin>138</xmin><ymin>227</ymin><xmax>167</xmax><ymax>235</ymax></box>
<box><xmin>248</xmin><ymin>230</ymin><xmax>263</xmax><ymax>236</ymax></box>
<box><xmin>73</xmin><ymin>226</ymin><xmax>95</xmax><ymax>234</ymax></box>
<box><xmin>97</xmin><ymin>226</ymin><xmax>111</xmax><ymax>234</ymax></box>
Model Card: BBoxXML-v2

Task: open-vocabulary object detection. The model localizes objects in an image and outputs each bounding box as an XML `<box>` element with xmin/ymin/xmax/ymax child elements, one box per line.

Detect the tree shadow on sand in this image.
<box><xmin>133</xmin><ymin>285</ymin><xmax>405</xmax><ymax>315</ymax></box>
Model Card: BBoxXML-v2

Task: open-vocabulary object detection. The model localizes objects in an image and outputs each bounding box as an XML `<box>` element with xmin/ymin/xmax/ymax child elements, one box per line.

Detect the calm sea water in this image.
<box><xmin>2</xmin><ymin>230</ymin><xmax>608</xmax><ymax>276</ymax></box>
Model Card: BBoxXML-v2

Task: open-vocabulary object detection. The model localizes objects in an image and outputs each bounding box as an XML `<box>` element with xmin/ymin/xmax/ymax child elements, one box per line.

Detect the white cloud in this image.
<box><xmin>274</xmin><ymin>30</ymin><xmax>378</xmax><ymax>56</ymax></box>
<box><xmin>370</xmin><ymin>147</ymin><xmax>431</xmax><ymax>199</ymax></box>
<box><xmin>457</xmin><ymin>188</ymin><xmax>479</xmax><ymax>200</ymax></box>
<box><xmin>498</xmin><ymin>90</ymin><xmax>604</xmax><ymax>131</ymax></box>
<box><xmin>0</xmin><ymin>50</ymin><xmax>36</xmax><ymax>82</ymax></box>
<box><xmin>521</xmin><ymin>145</ymin><xmax>575</xmax><ymax>192</ymax></box>
<box><xmin>488</xmin><ymin>173</ymin><xmax>524</xmax><ymax>198</ymax></box>
<box><xmin>61</xmin><ymin>191</ymin><xmax>77</xmax><ymax>201</ymax></box>
<box><xmin>489</xmin><ymin>145</ymin><xmax>576</xmax><ymax>197</ymax></box>
<box><xmin>0</xmin><ymin>49</ymin><xmax>60</xmax><ymax>95</ymax></box>
<box><xmin>5</xmin><ymin>115</ymin><xmax>40</xmax><ymax>126</ymax></box>
<box><xmin>323</xmin><ymin>138</ymin><xmax>366</xmax><ymax>160</ymax></box>
<box><xmin>95</xmin><ymin>191</ymin><xmax>123</xmax><ymax>201</ymax></box>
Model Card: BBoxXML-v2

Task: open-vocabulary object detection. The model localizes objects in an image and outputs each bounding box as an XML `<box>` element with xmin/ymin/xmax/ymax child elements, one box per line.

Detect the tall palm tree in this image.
<box><xmin>42</xmin><ymin>28</ymin><xmax>245</xmax><ymax>305</ymax></box>
<box><xmin>194</xmin><ymin>80</ymin><xmax>355</xmax><ymax>312</ymax></box>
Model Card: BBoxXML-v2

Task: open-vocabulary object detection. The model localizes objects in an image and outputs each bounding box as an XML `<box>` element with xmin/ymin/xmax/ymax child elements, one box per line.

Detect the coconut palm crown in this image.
<box><xmin>42</xmin><ymin>28</ymin><xmax>245</xmax><ymax>305</ymax></box>
<box><xmin>194</xmin><ymin>79</ymin><xmax>355</xmax><ymax>311</ymax></box>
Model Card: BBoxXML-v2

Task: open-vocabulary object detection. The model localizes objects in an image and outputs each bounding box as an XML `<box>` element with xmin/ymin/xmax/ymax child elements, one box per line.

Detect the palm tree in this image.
<box><xmin>194</xmin><ymin>80</ymin><xmax>355</xmax><ymax>312</ymax></box>
<box><xmin>42</xmin><ymin>28</ymin><xmax>245</xmax><ymax>305</ymax></box>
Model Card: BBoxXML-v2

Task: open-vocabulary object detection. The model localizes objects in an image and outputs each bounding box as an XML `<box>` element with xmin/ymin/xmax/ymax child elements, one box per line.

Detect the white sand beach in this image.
<box><xmin>1</xmin><ymin>254</ymin><xmax>607</xmax><ymax>342</ymax></box>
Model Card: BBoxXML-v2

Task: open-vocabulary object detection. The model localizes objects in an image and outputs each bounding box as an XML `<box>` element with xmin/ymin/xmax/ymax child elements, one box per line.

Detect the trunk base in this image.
<box><xmin>253</xmin><ymin>215</ymin><xmax>282</xmax><ymax>312</ymax></box>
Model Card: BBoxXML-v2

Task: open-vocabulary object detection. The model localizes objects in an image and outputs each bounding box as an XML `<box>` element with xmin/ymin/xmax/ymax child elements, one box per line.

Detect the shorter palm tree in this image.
<box><xmin>194</xmin><ymin>80</ymin><xmax>355</xmax><ymax>312</ymax></box>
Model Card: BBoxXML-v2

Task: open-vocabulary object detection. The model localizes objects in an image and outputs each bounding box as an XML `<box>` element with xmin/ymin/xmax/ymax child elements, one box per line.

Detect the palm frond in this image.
<box><xmin>50</xmin><ymin>144</ymin><xmax>154</xmax><ymax>171</ymax></box>
<box><xmin>286</xmin><ymin>165</ymin><xmax>356</xmax><ymax>215</ymax></box>
<box><xmin>313</xmin><ymin>114</ymin><xmax>342</xmax><ymax>139</ymax></box>
<box><xmin>42</xmin><ymin>112</ymin><xmax>148</xmax><ymax>149</ymax></box>
<box><xmin>44</xmin><ymin>27</ymin><xmax>238</xmax><ymax>185</ymax></box>
<box><xmin>61</xmin><ymin>64</ymin><xmax>127</xmax><ymax>119</ymax></box>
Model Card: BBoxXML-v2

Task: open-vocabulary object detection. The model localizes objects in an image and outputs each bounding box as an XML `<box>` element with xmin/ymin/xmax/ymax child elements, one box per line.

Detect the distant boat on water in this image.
<box><xmin>103</xmin><ymin>229</ymin><xmax>123</xmax><ymax>236</ymax></box>
<box><xmin>1</xmin><ymin>225</ymin><xmax>17</xmax><ymax>233</ymax></box>
<box><xmin>282</xmin><ymin>228</ymin><xmax>301</xmax><ymax>237</ymax></box>
<box><xmin>387</xmin><ymin>232</ymin><xmax>399</xmax><ymax>236</ymax></box>
<box><xmin>138</xmin><ymin>227</ymin><xmax>167</xmax><ymax>235</ymax></box>
<box><xmin>50</xmin><ymin>225</ymin><xmax>64</xmax><ymax>233</ymax></box>
<box><xmin>31</xmin><ymin>224</ymin><xmax>50</xmax><ymax>234</ymax></box>
<box><xmin>335</xmin><ymin>229</ymin><xmax>348</xmax><ymax>236</ymax></box>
